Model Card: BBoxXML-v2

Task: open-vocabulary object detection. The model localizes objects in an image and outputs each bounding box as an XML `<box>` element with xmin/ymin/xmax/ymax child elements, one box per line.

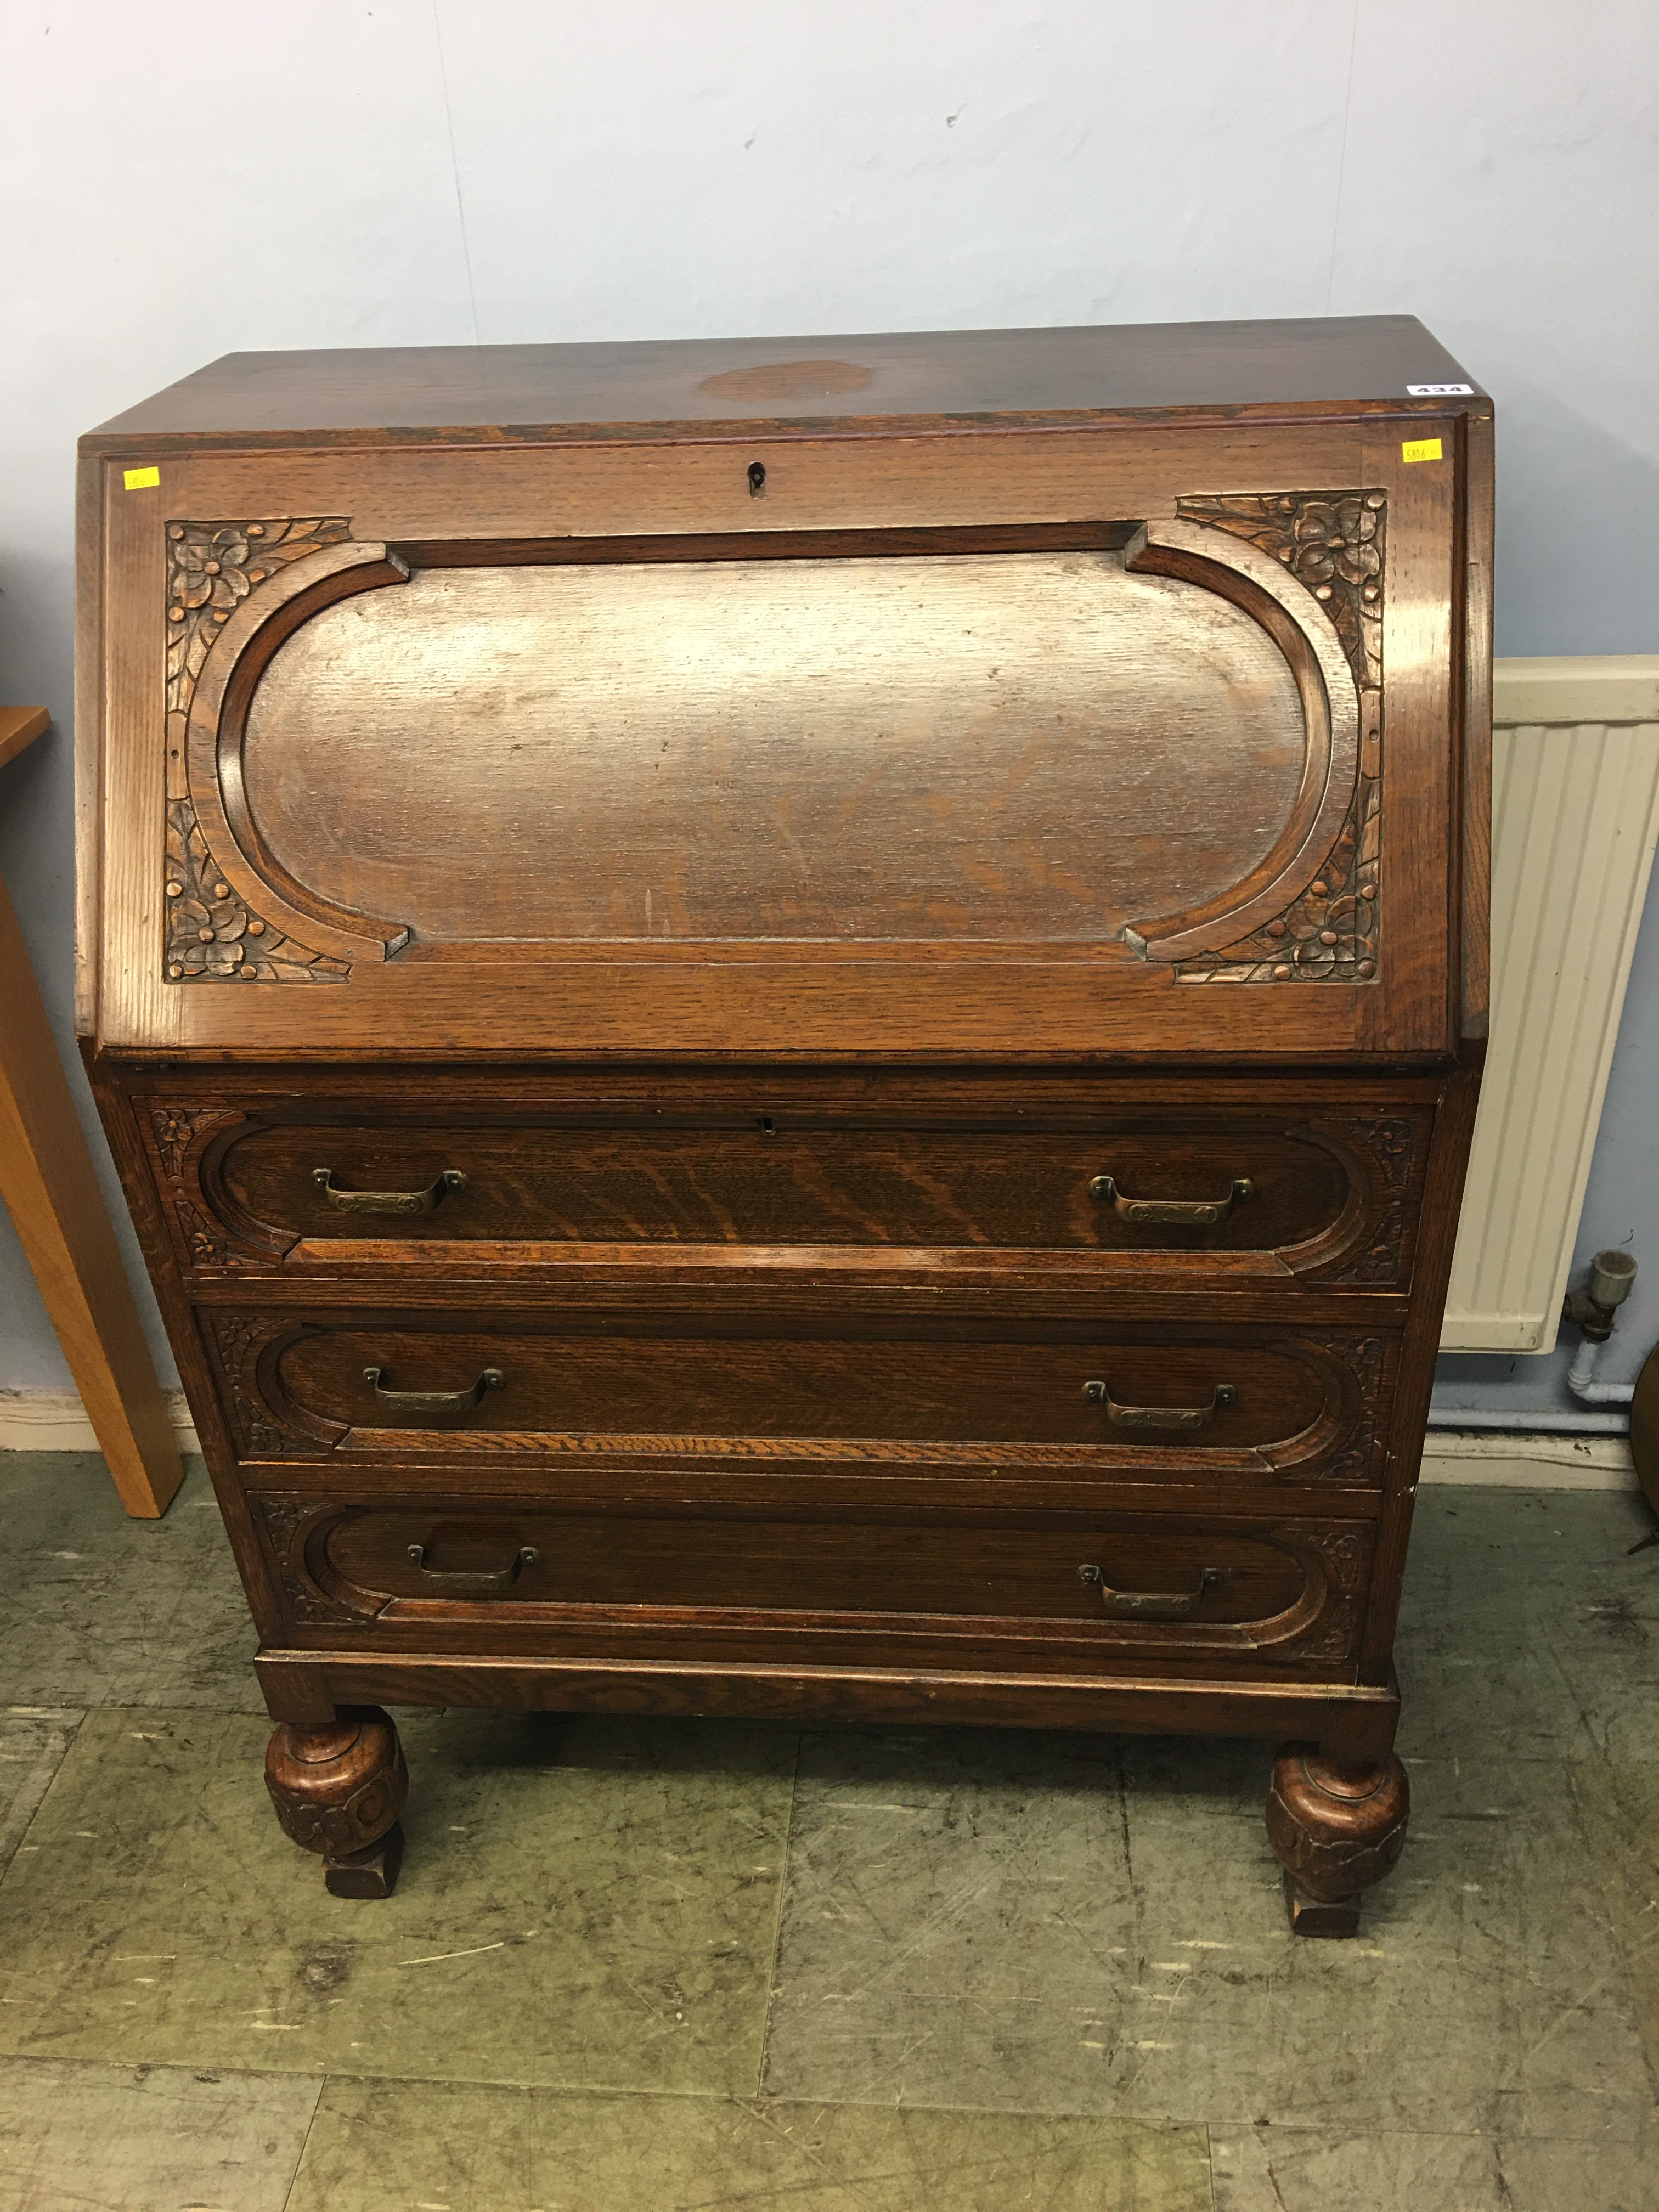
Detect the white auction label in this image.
<box><xmin>1406</xmin><ymin>382</ymin><xmax>1474</xmax><ymax>396</ymax></box>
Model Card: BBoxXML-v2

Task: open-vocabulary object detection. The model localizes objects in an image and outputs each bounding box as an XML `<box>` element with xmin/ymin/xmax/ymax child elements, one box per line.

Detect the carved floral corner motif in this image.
<box><xmin>1334</xmin><ymin>1204</ymin><xmax>1405</xmax><ymax>1288</ymax></box>
<box><xmin>1314</xmin><ymin>1335</ymin><xmax>1387</xmax><ymax>1485</ymax></box>
<box><xmin>166</xmin><ymin>799</ymin><xmax>348</xmax><ymax>983</ymax></box>
<box><xmin>1172</xmin><ymin>491</ymin><xmax>1385</xmax><ymax>985</ymax></box>
<box><xmin>149</xmin><ymin>1102</ymin><xmax>234</xmax><ymax>1181</ymax></box>
<box><xmin>166</xmin><ymin>517</ymin><xmax>350</xmax><ymax>719</ymax></box>
<box><xmin>256</xmin><ymin>1499</ymin><xmax>363</xmax><ymax>1625</ymax></box>
<box><xmin>204</xmin><ymin>1314</ymin><xmax>306</xmax><ymax>1457</ymax></box>
<box><xmin>1353</xmin><ymin>1115</ymin><xmax>1415</xmax><ymax>1195</ymax></box>
<box><xmin>1291</xmin><ymin>1523</ymin><xmax>1373</xmax><ymax>1663</ymax></box>
<box><xmin>173</xmin><ymin>1193</ymin><xmax>229</xmax><ymax>1267</ymax></box>
<box><xmin>1321</xmin><ymin>1117</ymin><xmax>1418</xmax><ymax>1287</ymax></box>
<box><xmin>163</xmin><ymin>517</ymin><xmax>353</xmax><ymax>985</ymax></box>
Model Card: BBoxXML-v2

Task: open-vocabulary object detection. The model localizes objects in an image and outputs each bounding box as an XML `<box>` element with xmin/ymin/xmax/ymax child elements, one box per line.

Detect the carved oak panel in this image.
<box><xmin>158</xmin><ymin>503</ymin><xmax>1374</xmax><ymax>986</ymax></box>
<box><xmin>252</xmin><ymin>1489</ymin><xmax>1374</xmax><ymax>1669</ymax></box>
<box><xmin>145</xmin><ymin>1091</ymin><xmax>1432</xmax><ymax>1289</ymax></box>
<box><xmin>217</xmin><ymin>1315</ymin><xmax>1389</xmax><ymax>1485</ymax></box>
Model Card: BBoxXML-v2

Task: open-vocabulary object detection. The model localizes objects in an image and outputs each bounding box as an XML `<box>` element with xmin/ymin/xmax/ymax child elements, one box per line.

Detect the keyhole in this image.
<box><xmin>757</xmin><ymin>1114</ymin><xmax>777</xmax><ymax>1137</ymax></box>
<box><xmin>747</xmin><ymin>461</ymin><xmax>766</xmax><ymax>498</ymax></box>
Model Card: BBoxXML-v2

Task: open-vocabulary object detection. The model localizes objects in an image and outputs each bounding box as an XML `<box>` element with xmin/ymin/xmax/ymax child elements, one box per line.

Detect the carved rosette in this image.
<box><xmin>1172</xmin><ymin>492</ymin><xmax>1385</xmax><ymax>985</ymax></box>
<box><xmin>1355</xmin><ymin>1115</ymin><xmax>1414</xmax><ymax>1194</ymax></box>
<box><xmin>149</xmin><ymin>1103</ymin><xmax>228</xmax><ymax>1180</ymax></box>
<box><xmin>174</xmin><ymin>1194</ymin><xmax>229</xmax><ymax>1267</ymax></box>
<box><xmin>164</xmin><ymin>518</ymin><xmax>352</xmax><ymax>985</ymax></box>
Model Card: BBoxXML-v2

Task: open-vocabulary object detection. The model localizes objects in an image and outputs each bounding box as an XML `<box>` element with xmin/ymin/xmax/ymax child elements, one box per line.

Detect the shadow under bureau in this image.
<box><xmin>78</xmin><ymin>317</ymin><xmax>1491</xmax><ymax>1932</ymax></box>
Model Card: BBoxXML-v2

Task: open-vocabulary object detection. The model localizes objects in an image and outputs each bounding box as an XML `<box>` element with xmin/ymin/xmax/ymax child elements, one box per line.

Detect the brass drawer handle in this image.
<box><xmin>362</xmin><ymin>1365</ymin><xmax>505</xmax><ymax>1416</ymax></box>
<box><xmin>406</xmin><ymin>1541</ymin><xmax>539</xmax><ymax>1594</ymax></box>
<box><xmin>313</xmin><ymin>1166</ymin><xmax>467</xmax><ymax>1217</ymax></box>
<box><xmin>1090</xmin><ymin>1174</ymin><xmax>1253</xmax><ymax>1226</ymax></box>
<box><xmin>1079</xmin><ymin>1561</ymin><xmax>1222</xmax><ymax>1620</ymax></box>
<box><xmin>1083</xmin><ymin>1379</ymin><xmax>1236</xmax><ymax>1431</ymax></box>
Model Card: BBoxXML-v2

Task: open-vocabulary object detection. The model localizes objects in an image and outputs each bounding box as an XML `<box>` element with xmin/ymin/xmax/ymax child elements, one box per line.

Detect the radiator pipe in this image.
<box><xmin>1568</xmin><ymin>1334</ymin><xmax>1635</xmax><ymax>1408</ymax></box>
<box><xmin>1425</xmin><ymin>1249</ymin><xmax>1639</xmax><ymax>1433</ymax></box>
<box><xmin>1564</xmin><ymin>1249</ymin><xmax>1639</xmax><ymax>1410</ymax></box>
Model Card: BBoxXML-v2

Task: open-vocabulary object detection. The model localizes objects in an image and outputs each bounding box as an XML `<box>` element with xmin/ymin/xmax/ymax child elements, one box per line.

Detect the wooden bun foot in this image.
<box><xmin>1266</xmin><ymin>1743</ymin><xmax>1409</xmax><ymax>1938</ymax></box>
<box><xmin>265</xmin><ymin>1707</ymin><xmax>409</xmax><ymax>1898</ymax></box>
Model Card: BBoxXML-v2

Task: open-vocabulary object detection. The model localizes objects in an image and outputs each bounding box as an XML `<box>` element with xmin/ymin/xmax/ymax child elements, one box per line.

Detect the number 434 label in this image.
<box><xmin>1406</xmin><ymin>382</ymin><xmax>1474</xmax><ymax>396</ymax></box>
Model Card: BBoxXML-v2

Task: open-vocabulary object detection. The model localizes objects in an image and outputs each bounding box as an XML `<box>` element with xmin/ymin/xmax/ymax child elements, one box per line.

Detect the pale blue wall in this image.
<box><xmin>1</xmin><ymin>1</ymin><xmax>1655</xmax><ymax>1396</ymax></box>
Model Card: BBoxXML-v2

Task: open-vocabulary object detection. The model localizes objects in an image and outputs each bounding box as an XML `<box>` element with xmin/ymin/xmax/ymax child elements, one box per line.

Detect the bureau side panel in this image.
<box><xmin>1358</xmin><ymin>1040</ymin><xmax>1484</xmax><ymax>1679</ymax></box>
<box><xmin>83</xmin><ymin>1056</ymin><xmax>286</xmax><ymax>1638</ymax></box>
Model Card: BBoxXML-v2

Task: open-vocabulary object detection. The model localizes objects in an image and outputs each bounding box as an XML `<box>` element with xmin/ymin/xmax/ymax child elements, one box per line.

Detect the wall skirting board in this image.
<box><xmin>0</xmin><ymin>1390</ymin><xmax>1637</xmax><ymax>1491</ymax></box>
<box><xmin>0</xmin><ymin>1390</ymin><xmax>199</xmax><ymax>1456</ymax></box>
<box><xmin>1419</xmin><ymin>1430</ymin><xmax>1637</xmax><ymax>1491</ymax></box>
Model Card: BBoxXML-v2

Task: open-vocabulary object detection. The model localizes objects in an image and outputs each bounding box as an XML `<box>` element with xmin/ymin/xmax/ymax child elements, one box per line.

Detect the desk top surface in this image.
<box><xmin>84</xmin><ymin>315</ymin><xmax>1486</xmax><ymax>453</ymax></box>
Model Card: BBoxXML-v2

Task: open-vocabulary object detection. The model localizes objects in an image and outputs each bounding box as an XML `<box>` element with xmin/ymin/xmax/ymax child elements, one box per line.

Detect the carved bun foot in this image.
<box><xmin>1266</xmin><ymin>1743</ymin><xmax>1409</xmax><ymax>1938</ymax></box>
<box><xmin>265</xmin><ymin>1707</ymin><xmax>408</xmax><ymax>1898</ymax></box>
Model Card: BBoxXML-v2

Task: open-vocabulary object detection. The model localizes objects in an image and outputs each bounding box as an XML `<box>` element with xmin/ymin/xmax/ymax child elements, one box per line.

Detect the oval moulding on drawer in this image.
<box><xmin>212</xmin><ymin>1317</ymin><xmax>1390</xmax><ymax>1483</ymax></box>
<box><xmin>259</xmin><ymin>1494</ymin><xmax>1374</xmax><ymax>1669</ymax></box>
<box><xmin>170</xmin><ymin>1094</ymin><xmax>1430</xmax><ymax>1287</ymax></box>
<box><xmin>232</xmin><ymin>543</ymin><xmax>1346</xmax><ymax>953</ymax></box>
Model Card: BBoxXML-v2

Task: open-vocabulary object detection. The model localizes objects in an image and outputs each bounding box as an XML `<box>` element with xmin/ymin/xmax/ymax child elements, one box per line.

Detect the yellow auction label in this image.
<box><xmin>1401</xmin><ymin>437</ymin><xmax>1443</xmax><ymax>465</ymax></box>
<box><xmin>123</xmin><ymin>465</ymin><xmax>160</xmax><ymax>490</ymax></box>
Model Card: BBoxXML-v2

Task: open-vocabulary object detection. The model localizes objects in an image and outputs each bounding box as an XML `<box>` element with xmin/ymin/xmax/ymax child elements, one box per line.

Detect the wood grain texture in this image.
<box><xmin>208</xmin><ymin>1313</ymin><xmax>1381</xmax><ymax>1473</ymax></box>
<box><xmin>240</xmin><ymin>549</ymin><xmax>1308</xmax><ymax>947</ymax></box>
<box><xmin>260</xmin><ymin>1494</ymin><xmax>1373</xmax><ymax>1672</ymax></box>
<box><xmin>84</xmin><ymin>408</ymin><xmax>1470</xmax><ymax>1060</ymax></box>
<box><xmin>1266</xmin><ymin>1744</ymin><xmax>1410</xmax><ymax>1935</ymax></box>
<box><xmin>1459</xmin><ymin>412</ymin><xmax>1495</xmax><ymax>1037</ymax></box>
<box><xmin>0</xmin><ymin>879</ymin><xmax>183</xmax><ymax>1517</ymax></box>
<box><xmin>81</xmin><ymin>315</ymin><xmax>1485</xmax><ymax>450</ymax></box>
<box><xmin>1357</xmin><ymin>1038</ymin><xmax>1485</xmax><ymax>1681</ymax></box>
<box><xmin>78</xmin><ymin>318</ymin><xmax>1489</xmax><ymax>1910</ymax></box>
<box><xmin>74</xmin><ymin>457</ymin><xmax>107</xmax><ymax>1039</ymax></box>
<box><xmin>252</xmin><ymin>1645</ymin><xmax>1401</xmax><ymax>1764</ymax></box>
<box><xmin>170</xmin><ymin>1092</ymin><xmax>1428</xmax><ymax>1291</ymax></box>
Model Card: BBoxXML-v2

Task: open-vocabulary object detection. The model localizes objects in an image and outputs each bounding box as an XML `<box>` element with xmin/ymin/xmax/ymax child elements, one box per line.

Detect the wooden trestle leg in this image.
<box><xmin>264</xmin><ymin>1707</ymin><xmax>408</xmax><ymax>1898</ymax></box>
<box><xmin>1266</xmin><ymin>1743</ymin><xmax>1410</xmax><ymax>1937</ymax></box>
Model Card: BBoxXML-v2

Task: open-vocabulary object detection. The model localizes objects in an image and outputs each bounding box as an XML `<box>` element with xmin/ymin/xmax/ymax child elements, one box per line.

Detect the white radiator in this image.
<box><xmin>1442</xmin><ymin>656</ymin><xmax>1659</xmax><ymax>1352</ymax></box>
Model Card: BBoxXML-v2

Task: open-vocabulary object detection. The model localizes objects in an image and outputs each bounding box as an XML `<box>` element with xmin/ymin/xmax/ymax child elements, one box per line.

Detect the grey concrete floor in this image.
<box><xmin>1</xmin><ymin>1451</ymin><xmax>1656</xmax><ymax>2210</ymax></box>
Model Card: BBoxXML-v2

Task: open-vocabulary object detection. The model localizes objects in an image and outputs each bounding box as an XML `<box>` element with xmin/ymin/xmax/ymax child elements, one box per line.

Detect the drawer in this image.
<box><xmin>204</xmin><ymin>1313</ymin><xmax>1390</xmax><ymax>1484</ymax></box>
<box><xmin>148</xmin><ymin>1096</ymin><xmax>1431</xmax><ymax>1287</ymax></box>
<box><xmin>254</xmin><ymin>1491</ymin><xmax>1375</xmax><ymax>1671</ymax></box>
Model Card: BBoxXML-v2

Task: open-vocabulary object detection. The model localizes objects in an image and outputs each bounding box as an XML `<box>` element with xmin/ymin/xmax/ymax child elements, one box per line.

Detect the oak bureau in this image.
<box><xmin>78</xmin><ymin>319</ymin><xmax>1491</xmax><ymax>1931</ymax></box>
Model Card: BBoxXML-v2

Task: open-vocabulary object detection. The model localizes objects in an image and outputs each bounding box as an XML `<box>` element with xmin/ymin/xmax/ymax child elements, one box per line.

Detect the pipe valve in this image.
<box><xmin>1565</xmin><ymin>1248</ymin><xmax>1639</xmax><ymax>1345</ymax></box>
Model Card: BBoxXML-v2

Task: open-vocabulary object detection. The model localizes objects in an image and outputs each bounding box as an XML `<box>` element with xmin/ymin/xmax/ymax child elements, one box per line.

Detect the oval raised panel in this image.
<box><xmin>241</xmin><ymin>551</ymin><xmax>1313</xmax><ymax>946</ymax></box>
<box><xmin>270</xmin><ymin>1324</ymin><xmax>1335</xmax><ymax>1457</ymax></box>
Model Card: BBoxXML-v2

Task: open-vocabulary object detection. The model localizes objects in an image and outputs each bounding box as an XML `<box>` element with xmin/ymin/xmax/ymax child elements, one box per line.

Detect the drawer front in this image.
<box><xmin>205</xmin><ymin>1313</ymin><xmax>1390</xmax><ymax>1483</ymax></box>
<box><xmin>150</xmin><ymin>1099</ymin><xmax>1429</xmax><ymax>1286</ymax></box>
<box><xmin>254</xmin><ymin>1492</ymin><xmax>1374</xmax><ymax>1669</ymax></box>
